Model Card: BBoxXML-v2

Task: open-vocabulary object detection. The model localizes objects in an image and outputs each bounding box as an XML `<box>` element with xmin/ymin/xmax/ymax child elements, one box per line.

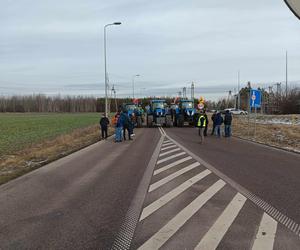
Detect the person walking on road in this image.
<box><xmin>211</xmin><ymin>111</ymin><xmax>217</xmax><ymax>135</ymax></box>
<box><xmin>214</xmin><ymin>112</ymin><xmax>223</xmax><ymax>138</ymax></box>
<box><xmin>99</xmin><ymin>114</ymin><xmax>109</xmax><ymax>140</ymax></box>
<box><xmin>121</xmin><ymin>111</ymin><xmax>132</xmax><ymax>141</ymax></box>
<box><xmin>203</xmin><ymin>110</ymin><xmax>209</xmax><ymax>136</ymax></box>
<box><xmin>196</xmin><ymin>111</ymin><xmax>206</xmax><ymax>143</ymax></box>
<box><xmin>224</xmin><ymin>110</ymin><xmax>233</xmax><ymax>137</ymax></box>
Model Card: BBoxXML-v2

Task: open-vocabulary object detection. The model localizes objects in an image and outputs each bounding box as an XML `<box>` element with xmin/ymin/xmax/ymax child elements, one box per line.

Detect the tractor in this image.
<box><xmin>146</xmin><ymin>100</ymin><xmax>172</xmax><ymax>127</ymax></box>
<box><xmin>172</xmin><ymin>99</ymin><xmax>197</xmax><ymax>127</ymax></box>
<box><xmin>122</xmin><ymin>103</ymin><xmax>144</xmax><ymax>128</ymax></box>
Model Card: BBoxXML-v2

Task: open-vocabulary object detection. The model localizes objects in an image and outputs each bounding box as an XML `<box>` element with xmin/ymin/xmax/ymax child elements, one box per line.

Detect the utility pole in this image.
<box><xmin>111</xmin><ymin>85</ymin><xmax>117</xmax><ymax>112</ymax></box>
<box><xmin>191</xmin><ymin>82</ymin><xmax>195</xmax><ymax>102</ymax></box>
<box><xmin>238</xmin><ymin>70</ymin><xmax>240</xmax><ymax>109</ymax></box>
<box><xmin>274</xmin><ymin>82</ymin><xmax>281</xmax><ymax>113</ymax></box>
<box><xmin>286</xmin><ymin>50</ymin><xmax>288</xmax><ymax>98</ymax></box>
<box><xmin>227</xmin><ymin>90</ymin><xmax>232</xmax><ymax>108</ymax></box>
<box><xmin>183</xmin><ymin>87</ymin><xmax>187</xmax><ymax>99</ymax></box>
<box><xmin>103</xmin><ymin>22</ymin><xmax>122</xmax><ymax>117</ymax></box>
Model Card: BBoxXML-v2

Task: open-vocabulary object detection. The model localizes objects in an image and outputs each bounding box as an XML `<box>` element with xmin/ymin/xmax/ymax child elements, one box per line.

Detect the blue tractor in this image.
<box><xmin>172</xmin><ymin>99</ymin><xmax>197</xmax><ymax>127</ymax></box>
<box><xmin>122</xmin><ymin>103</ymin><xmax>144</xmax><ymax>128</ymax></box>
<box><xmin>146</xmin><ymin>100</ymin><xmax>172</xmax><ymax>127</ymax></box>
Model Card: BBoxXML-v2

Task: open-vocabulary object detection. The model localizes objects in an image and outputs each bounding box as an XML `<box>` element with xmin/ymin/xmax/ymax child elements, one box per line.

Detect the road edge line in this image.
<box><xmin>111</xmin><ymin>129</ymin><xmax>164</xmax><ymax>250</ymax></box>
<box><xmin>163</xmin><ymin>129</ymin><xmax>300</xmax><ymax>238</ymax></box>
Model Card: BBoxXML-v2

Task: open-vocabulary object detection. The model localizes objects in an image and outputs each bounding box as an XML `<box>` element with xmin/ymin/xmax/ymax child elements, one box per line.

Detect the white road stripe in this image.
<box><xmin>154</xmin><ymin>156</ymin><xmax>193</xmax><ymax>176</ymax></box>
<box><xmin>159</xmin><ymin>148</ymin><xmax>181</xmax><ymax>157</ymax></box>
<box><xmin>157</xmin><ymin>152</ymin><xmax>186</xmax><ymax>164</ymax></box>
<box><xmin>161</xmin><ymin>145</ymin><xmax>177</xmax><ymax>151</ymax></box>
<box><xmin>138</xmin><ymin>180</ymin><xmax>226</xmax><ymax>250</ymax></box>
<box><xmin>149</xmin><ymin>162</ymin><xmax>200</xmax><ymax>192</ymax></box>
<box><xmin>139</xmin><ymin>169</ymin><xmax>211</xmax><ymax>221</ymax></box>
<box><xmin>161</xmin><ymin>142</ymin><xmax>174</xmax><ymax>147</ymax></box>
<box><xmin>162</xmin><ymin>140</ymin><xmax>171</xmax><ymax>144</ymax></box>
<box><xmin>194</xmin><ymin>193</ymin><xmax>247</xmax><ymax>250</ymax></box>
<box><xmin>251</xmin><ymin>213</ymin><xmax>277</xmax><ymax>250</ymax></box>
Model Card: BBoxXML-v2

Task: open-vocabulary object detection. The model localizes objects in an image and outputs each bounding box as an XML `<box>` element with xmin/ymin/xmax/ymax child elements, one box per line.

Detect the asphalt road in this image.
<box><xmin>165</xmin><ymin>127</ymin><xmax>300</xmax><ymax>223</ymax></box>
<box><xmin>131</xmin><ymin>130</ymin><xmax>300</xmax><ymax>249</ymax></box>
<box><xmin>1</xmin><ymin>126</ymin><xmax>300</xmax><ymax>249</ymax></box>
<box><xmin>0</xmin><ymin>128</ymin><xmax>160</xmax><ymax>249</ymax></box>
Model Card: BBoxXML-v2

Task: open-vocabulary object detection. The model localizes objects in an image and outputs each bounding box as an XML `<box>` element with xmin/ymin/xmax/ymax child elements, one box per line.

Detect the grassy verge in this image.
<box><xmin>206</xmin><ymin>113</ymin><xmax>300</xmax><ymax>153</ymax></box>
<box><xmin>232</xmin><ymin>115</ymin><xmax>300</xmax><ymax>153</ymax></box>
<box><xmin>0</xmin><ymin>113</ymin><xmax>113</xmax><ymax>185</ymax></box>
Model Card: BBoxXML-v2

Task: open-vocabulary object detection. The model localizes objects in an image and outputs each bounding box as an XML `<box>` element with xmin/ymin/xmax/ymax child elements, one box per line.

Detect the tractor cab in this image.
<box><xmin>122</xmin><ymin>103</ymin><xmax>144</xmax><ymax>127</ymax></box>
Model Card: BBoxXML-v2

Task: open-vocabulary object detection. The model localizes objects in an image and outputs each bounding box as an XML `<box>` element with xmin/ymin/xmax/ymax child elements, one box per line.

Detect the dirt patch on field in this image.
<box><xmin>0</xmin><ymin>125</ymin><xmax>114</xmax><ymax>185</ymax></box>
<box><xmin>232</xmin><ymin>115</ymin><xmax>300</xmax><ymax>153</ymax></box>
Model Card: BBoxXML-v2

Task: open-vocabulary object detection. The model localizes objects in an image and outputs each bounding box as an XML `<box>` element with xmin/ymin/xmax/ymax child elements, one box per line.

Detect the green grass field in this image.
<box><xmin>0</xmin><ymin>113</ymin><xmax>100</xmax><ymax>156</ymax></box>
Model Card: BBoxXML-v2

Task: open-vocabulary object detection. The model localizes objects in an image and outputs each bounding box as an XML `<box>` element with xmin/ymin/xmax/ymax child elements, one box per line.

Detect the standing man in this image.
<box><xmin>203</xmin><ymin>110</ymin><xmax>209</xmax><ymax>136</ymax></box>
<box><xmin>196</xmin><ymin>111</ymin><xmax>206</xmax><ymax>144</ymax></box>
<box><xmin>224</xmin><ymin>110</ymin><xmax>233</xmax><ymax>137</ymax></box>
<box><xmin>99</xmin><ymin>113</ymin><xmax>109</xmax><ymax>140</ymax></box>
<box><xmin>211</xmin><ymin>111</ymin><xmax>217</xmax><ymax>135</ymax></box>
<box><xmin>214</xmin><ymin>111</ymin><xmax>223</xmax><ymax>138</ymax></box>
<box><xmin>121</xmin><ymin>111</ymin><xmax>131</xmax><ymax>141</ymax></box>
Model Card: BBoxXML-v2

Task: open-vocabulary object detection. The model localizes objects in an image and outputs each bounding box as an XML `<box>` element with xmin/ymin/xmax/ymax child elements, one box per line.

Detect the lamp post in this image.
<box><xmin>104</xmin><ymin>22</ymin><xmax>121</xmax><ymax>116</ymax></box>
<box><xmin>132</xmin><ymin>74</ymin><xmax>140</xmax><ymax>99</ymax></box>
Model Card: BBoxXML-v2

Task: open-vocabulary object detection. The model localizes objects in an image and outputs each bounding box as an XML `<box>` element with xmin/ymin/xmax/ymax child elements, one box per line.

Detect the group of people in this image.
<box><xmin>99</xmin><ymin>111</ymin><xmax>135</xmax><ymax>143</ymax></box>
<box><xmin>196</xmin><ymin>110</ymin><xmax>233</xmax><ymax>143</ymax></box>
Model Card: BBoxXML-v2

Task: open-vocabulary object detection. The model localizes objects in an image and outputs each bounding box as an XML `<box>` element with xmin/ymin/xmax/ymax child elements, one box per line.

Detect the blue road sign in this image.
<box><xmin>250</xmin><ymin>89</ymin><xmax>261</xmax><ymax>108</ymax></box>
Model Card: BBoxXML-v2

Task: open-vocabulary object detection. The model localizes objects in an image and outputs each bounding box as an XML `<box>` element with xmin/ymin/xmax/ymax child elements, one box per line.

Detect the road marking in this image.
<box><xmin>154</xmin><ymin>156</ymin><xmax>193</xmax><ymax>176</ymax></box>
<box><xmin>156</xmin><ymin>152</ymin><xmax>186</xmax><ymax>164</ymax></box>
<box><xmin>160</xmin><ymin>145</ymin><xmax>177</xmax><ymax>151</ymax></box>
<box><xmin>251</xmin><ymin>213</ymin><xmax>277</xmax><ymax>250</ymax></box>
<box><xmin>111</xmin><ymin>130</ymin><xmax>165</xmax><ymax>250</ymax></box>
<box><xmin>161</xmin><ymin>132</ymin><xmax>300</xmax><ymax>238</ymax></box>
<box><xmin>162</xmin><ymin>140</ymin><xmax>171</xmax><ymax>144</ymax></box>
<box><xmin>159</xmin><ymin>148</ymin><xmax>181</xmax><ymax>157</ymax></box>
<box><xmin>139</xmin><ymin>169</ymin><xmax>211</xmax><ymax>221</ymax></box>
<box><xmin>161</xmin><ymin>142</ymin><xmax>174</xmax><ymax>147</ymax></box>
<box><xmin>138</xmin><ymin>180</ymin><xmax>226</xmax><ymax>250</ymax></box>
<box><xmin>149</xmin><ymin>162</ymin><xmax>200</xmax><ymax>192</ymax></box>
<box><xmin>194</xmin><ymin>193</ymin><xmax>247</xmax><ymax>250</ymax></box>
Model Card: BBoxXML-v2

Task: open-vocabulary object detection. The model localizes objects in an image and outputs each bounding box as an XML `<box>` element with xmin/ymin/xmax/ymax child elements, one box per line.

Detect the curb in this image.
<box><xmin>233</xmin><ymin>135</ymin><xmax>300</xmax><ymax>155</ymax></box>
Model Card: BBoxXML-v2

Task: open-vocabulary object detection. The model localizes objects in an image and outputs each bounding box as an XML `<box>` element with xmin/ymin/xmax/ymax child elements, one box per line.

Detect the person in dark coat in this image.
<box><xmin>121</xmin><ymin>111</ymin><xmax>132</xmax><ymax>140</ymax></box>
<box><xmin>99</xmin><ymin>114</ymin><xmax>109</xmax><ymax>139</ymax></box>
<box><xmin>211</xmin><ymin>111</ymin><xmax>217</xmax><ymax>135</ymax></box>
<box><xmin>224</xmin><ymin>110</ymin><xmax>233</xmax><ymax>137</ymax></box>
<box><xmin>214</xmin><ymin>112</ymin><xmax>223</xmax><ymax>137</ymax></box>
<box><xmin>203</xmin><ymin>110</ymin><xmax>209</xmax><ymax>136</ymax></box>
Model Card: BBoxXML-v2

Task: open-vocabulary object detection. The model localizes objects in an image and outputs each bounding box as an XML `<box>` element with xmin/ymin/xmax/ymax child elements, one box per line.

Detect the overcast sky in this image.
<box><xmin>1</xmin><ymin>0</ymin><xmax>300</xmax><ymax>100</ymax></box>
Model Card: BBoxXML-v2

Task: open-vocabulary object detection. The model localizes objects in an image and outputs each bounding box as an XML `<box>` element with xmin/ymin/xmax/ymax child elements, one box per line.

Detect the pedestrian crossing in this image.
<box><xmin>131</xmin><ymin>137</ymin><xmax>300</xmax><ymax>250</ymax></box>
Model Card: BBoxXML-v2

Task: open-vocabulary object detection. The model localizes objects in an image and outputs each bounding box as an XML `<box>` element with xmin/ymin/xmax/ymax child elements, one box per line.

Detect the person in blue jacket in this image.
<box><xmin>115</xmin><ymin>111</ymin><xmax>124</xmax><ymax>142</ymax></box>
<box><xmin>214</xmin><ymin>112</ymin><xmax>223</xmax><ymax>137</ymax></box>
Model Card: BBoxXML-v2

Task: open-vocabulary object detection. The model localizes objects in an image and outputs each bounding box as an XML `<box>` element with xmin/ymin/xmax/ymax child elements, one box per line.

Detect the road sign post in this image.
<box><xmin>249</xmin><ymin>89</ymin><xmax>261</xmax><ymax>139</ymax></box>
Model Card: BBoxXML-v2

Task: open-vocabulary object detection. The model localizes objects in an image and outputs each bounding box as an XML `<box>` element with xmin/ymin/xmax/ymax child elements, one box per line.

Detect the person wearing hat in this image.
<box><xmin>99</xmin><ymin>113</ymin><xmax>109</xmax><ymax>140</ymax></box>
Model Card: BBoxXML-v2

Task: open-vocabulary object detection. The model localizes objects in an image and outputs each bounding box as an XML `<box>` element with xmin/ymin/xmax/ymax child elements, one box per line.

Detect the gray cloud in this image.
<box><xmin>1</xmin><ymin>0</ymin><xmax>300</xmax><ymax>100</ymax></box>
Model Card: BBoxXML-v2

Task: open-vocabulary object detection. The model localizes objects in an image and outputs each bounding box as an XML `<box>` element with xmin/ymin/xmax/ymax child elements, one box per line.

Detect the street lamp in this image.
<box><xmin>104</xmin><ymin>22</ymin><xmax>121</xmax><ymax>117</ymax></box>
<box><xmin>284</xmin><ymin>0</ymin><xmax>300</xmax><ymax>20</ymax></box>
<box><xmin>132</xmin><ymin>74</ymin><xmax>140</xmax><ymax>99</ymax></box>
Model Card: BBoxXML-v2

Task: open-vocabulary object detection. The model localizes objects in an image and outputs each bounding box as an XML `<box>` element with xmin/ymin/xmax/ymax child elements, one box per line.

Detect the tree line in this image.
<box><xmin>0</xmin><ymin>86</ymin><xmax>299</xmax><ymax>114</ymax></box>
<box><xmin>205</xmin><ymin>83</ymin><xmax>300</xmax><ymax>114</ymax></box>
<box><xmin>0</xmin><ymin>95</ymin><xmax>173</xmax><ymax>113</ymax></box>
